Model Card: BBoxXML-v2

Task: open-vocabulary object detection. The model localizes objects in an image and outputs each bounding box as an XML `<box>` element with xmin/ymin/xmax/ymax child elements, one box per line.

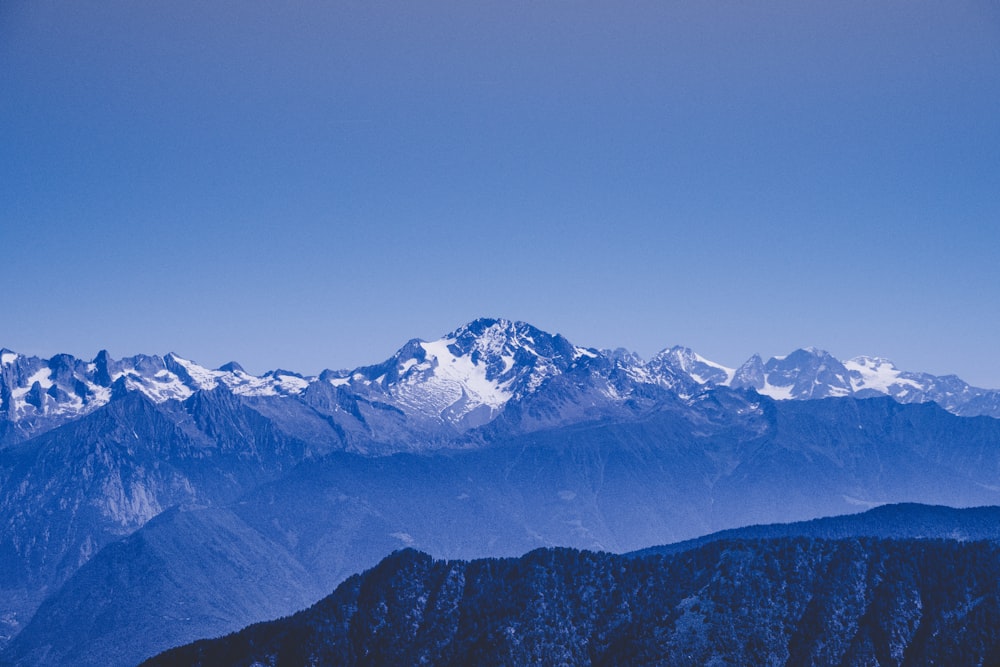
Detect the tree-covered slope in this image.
<box><xmin>144</xmin><ymin>538</ymin><xmax>1000</xmax><ymax>667</ymax></box>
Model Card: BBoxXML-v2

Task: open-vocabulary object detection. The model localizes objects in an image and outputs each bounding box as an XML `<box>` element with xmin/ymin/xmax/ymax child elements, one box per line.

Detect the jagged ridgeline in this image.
<box><xmin>4</xmin><ymin>319</ymin><xmax>1000</xmax><ymax>666</ymax></box>
<box><xmin>144</xmin><ymin>538</ymin><xmax>1000</xmax><ymax>667</ymax></box>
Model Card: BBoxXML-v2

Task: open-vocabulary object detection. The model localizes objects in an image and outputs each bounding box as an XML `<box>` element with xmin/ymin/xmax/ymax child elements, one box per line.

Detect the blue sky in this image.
<box><xmin>2</xmin><ymin>1</ymin><xmax>999</xmax><ymax>385</ymax></box>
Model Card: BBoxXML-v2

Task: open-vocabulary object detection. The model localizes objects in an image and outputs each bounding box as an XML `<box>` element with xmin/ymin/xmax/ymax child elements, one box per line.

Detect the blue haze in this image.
<box><xmin>1</xmin><ymin>1</ymin><xmax>999</xmax><ymax>385</ymax></box>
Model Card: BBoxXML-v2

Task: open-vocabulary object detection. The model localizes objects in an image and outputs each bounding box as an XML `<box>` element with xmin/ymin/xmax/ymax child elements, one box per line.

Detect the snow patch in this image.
<box><xmin>10</xmin><ymin>368</ymin><xmax>53</xmax><ymax>401</ymax></box>
<box><xmin>693</xmin><ymin>353</ymin><xmax>736</xmax><ymax>384</ymax></box>
<box><xmin>845</xmin><ymin>357</ymin><xmax>922</xmax><ymax>393</ymax></box>
<box><xmin>167</xmin><ymin>354</ymin><xmax>219</xmax><ymax>390</ymax></box>
<box><xmin>273</xmin><ymin>373</ymin><xmax>309</xmax><ymax>394</ymax></box>
<box><xmin>757</xmin><ymin>380</ymin><xmax>795</xmax><ymax>400</ymax></box>
<box><xmin>125</xmin><ymin>372</ymin><xmax>194</xmax><ymax>402</ymax></box>
<box><xmin>390</xmin><ymin>338</ymin><xmax>513</xmax><ymax>418</ymax></box>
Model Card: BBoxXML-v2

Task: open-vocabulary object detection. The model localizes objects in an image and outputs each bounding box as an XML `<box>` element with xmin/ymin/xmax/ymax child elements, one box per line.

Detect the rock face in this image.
<box><xmin>3</xmin><ymin>319</ymin><xmax>1000</xmax><ymax>665</ymax></box>
<box><xmin>143</xmin><ymin>538</ymin><xmax>1000</xmax><ymax>667</ymax></box>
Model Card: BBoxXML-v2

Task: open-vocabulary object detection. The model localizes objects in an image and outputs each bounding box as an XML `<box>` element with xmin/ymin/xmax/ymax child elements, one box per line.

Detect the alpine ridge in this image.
<box><xmin>3</xmin><ymin>319</ymin><xmax>1000</xmax><ymax>666</ymax></box>
<box><xmin>3</xmin><ymin>318</ymin><xmax>999</xmax><ymax>449</ymax></box>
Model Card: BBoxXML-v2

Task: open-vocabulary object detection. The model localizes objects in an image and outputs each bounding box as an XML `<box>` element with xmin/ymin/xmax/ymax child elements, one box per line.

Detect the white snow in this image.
<box><xmin>4</xmin><ymin>363</ymin><xmax>120</xmax><ymax>420</ymax></box>
<box><xmin>1</xmin><ymin>351</ymin><xmax>17</xmax><ymax>365</ymax></box>
<box><xmin>501</xmin><ymin>354</ymin><xmax>515</xmax><ymax>373</ymax></box>
<box><xmin>845</xmin><ymin>357</ymin><xmax>922</xmax><ymax>393</ymax></box>
<box><xmin>623</xmin><ymin>364</ymin><xmax>653</xmax><ymax>385</ymax></box>
<box><xmin>693</xmin><ymin>352</ymin><xmax>736</xmax><ymax>385</ymax></box>
<box><xmin>10</xmin><ymin>368</ymin><xmax>54</xmax><ymax>401</ymax></box>
<box><xmin>273</xmin><ymin>373</ymin><xmax>309</xmax><ymax>394</ymax></box>
<box><xmin>695</xmin><ymin>352</ymin><xmax>733</xmax><ymax>371</ymax></box>
<box><xmin>408</xmin><ymin>338</ymin><xmax>512</xmax><ymax>412</ymax></box>
<box><xmin>90</xmin><ymin>385</ymin><xmax>111</xmax><ymax>407</ymax></box>
<box><xmin>374</xmin><ymin>336</ymin><xmax>518</xmax><ymax>424</ymax></box>
<box><xmin>166</xmin><ymin>354</ymin><xmax>219</xmax><ymax>390</ymax></box>
<box><xmin>757</xmin><ymin>380</ymin><xmax>795</xmax><ymax>400</ymax></box>
<box><xmin>126</xmin><ymin>371</ymin><xmax>194</xmax><ymax>402</ymax></box>
<box><xmin>212</xmin><ymin>367</ymin><xmax>314</xmax><ymax>397</ymax></box>
<box><xmin>119</xmin><ymin>355</ymin><xmax>315</xmax><ymax>398</ymax></box>
<box><xmin>26</xmin><ymin>367</ymin><xmax>53</xmax><ymax>389</ymax></box>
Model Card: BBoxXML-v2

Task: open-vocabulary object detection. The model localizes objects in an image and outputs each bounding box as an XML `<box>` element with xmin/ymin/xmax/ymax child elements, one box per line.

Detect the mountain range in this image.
<box><xmin>4</xmin><ymin>319</ymin><xmax>1000</xmax><ymax>448</ymax></box>
<box><xmin>2</xmin><ymin>319</ymin><xmax>1000</xmax><ymax>665</ymax></box>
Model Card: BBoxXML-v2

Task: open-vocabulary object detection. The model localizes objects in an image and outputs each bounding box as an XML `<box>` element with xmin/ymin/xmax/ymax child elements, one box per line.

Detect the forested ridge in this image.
<box><xmin>145</xmin><ymin>537</ymin><xmax>1000</xmax><ymax>666</ymax></box>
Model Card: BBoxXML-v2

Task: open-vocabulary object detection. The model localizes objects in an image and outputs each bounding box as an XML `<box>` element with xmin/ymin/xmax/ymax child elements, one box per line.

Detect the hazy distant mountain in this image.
<box><xmin>143</xmin><ymin>537</ymin><xmax>1000</xmax><ymax>667</ymax></box>
<box><xmin>630</xmin><ymin>503</ymin><xmax>1000</xmax><ymax>558</ymax></box>
<box><xmin>3</xmin><ymin>319</ymin><xmax>1000</xmax><ymax>665</ymax></box>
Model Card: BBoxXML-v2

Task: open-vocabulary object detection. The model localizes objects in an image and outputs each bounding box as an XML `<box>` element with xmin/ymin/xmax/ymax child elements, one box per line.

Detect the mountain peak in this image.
<box><xmin>449</xmin><ymin>316</ymin><xmax>517</xmax><ymax>336</ymax></box>
<box><xmin>333</xmin><ymin>319</ymin><xmax>588</xmax><ymax>430</ymax></box>
<box><xmin>445</xmin><ymin>318</ymin><xmax>559</xmax><ymax>355</ymax></box>
<box><xmin>789</xmin><ymin>346</ymin><xmax>835</xmax><ymax>360</ymax></box>
<box><xmin>650</xmin><ymin>346</ymin><xmax>735</xmax><ymax>386</ymax></box>
<box><xmin>848</xmin><ymin>355</ymin><xmax>897</xmax><ymax>368</ymax></box>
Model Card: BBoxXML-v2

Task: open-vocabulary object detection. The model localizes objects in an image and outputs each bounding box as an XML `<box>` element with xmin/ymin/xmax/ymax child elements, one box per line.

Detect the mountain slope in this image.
<box><xmin>0</xmin><ymin>386</ymin><xmax>320</xmax><ymax>647</ymax></box>
<box><xmin>11</xmin><ymin>394</ymin><xmax>1000</xmax><ymax>666</ymax></box>
<box><xmin>142</xmin><ymin>538</ymin><xmax>1000</xmax><ymax>666</ymax></box>
<box><xmin>4</xmin><ymin>507</ymin><xmax>320</xmax><ymax>667</ymax></box>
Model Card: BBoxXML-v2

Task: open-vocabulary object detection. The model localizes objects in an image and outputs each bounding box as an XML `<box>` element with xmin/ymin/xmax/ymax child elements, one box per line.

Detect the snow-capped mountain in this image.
<box><xmin>647</xmin><ymin>345</ymin><xmax>735</xmax><ymax>388</ymax></box>
<box><xmin>729</xmin><ymin>347</ymin><xmax>855</xmax><ymax>399</ymax></box>
<box><xmin>3</xmin><ymin>320</ymin><xmax>1000</xmax><ymax>449</ymax></box>
<box><xmin>321</xmin><ymin>319</ymin><xmax>597</xmax><ymax>430</ymax></box>
<box><xmin>723</xmin><ymin>347</ymin><xmax>1000</xmax><ymax>417</ymax></box>
<box><xmin>0</xmin><ymin>348</ymin><xmax>311</xmax><ymax>444</ymax></box>
<box><xmin>4</xmin><ymin>319</ymin><xmax>1000</xmax><ymax>666</ymax></box>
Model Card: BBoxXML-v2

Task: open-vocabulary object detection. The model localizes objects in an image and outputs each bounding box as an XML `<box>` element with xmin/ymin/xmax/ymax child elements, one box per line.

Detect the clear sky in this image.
<box><xmin>2</xmin><ymin>1</ymin><xmax>999</xmax><ymax>386</ymax></box>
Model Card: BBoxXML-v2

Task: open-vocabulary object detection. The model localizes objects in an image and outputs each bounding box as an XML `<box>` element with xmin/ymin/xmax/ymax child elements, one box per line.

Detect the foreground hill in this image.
<box><xmin>144</xmin><ymin>537</ymin><xmax>1000</xmax><ymax>666</ymax></box>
